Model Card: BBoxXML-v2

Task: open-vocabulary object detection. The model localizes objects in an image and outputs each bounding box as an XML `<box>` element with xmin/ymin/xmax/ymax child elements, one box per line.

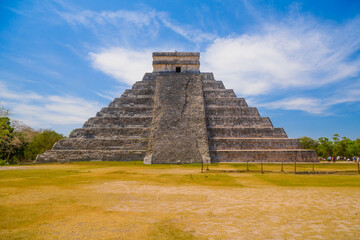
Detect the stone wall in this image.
<box><xmin>152</xmin><ymin>52</ymin><xmax>200</xmax><ymax>73</ymax></box>
<box><xmin>144</xmin><ymin>73</ymin><xmax>210</xmax><ymax>164</ymax></box>
<box><xmin>201</xmin><ymin>72</ymin><xmax>317</xmax><ymax>163</ymax></box>
<box><xmin>35</xmin><ymin>76</ymin><xmax>155</xmax><ymax>163</ymax></box>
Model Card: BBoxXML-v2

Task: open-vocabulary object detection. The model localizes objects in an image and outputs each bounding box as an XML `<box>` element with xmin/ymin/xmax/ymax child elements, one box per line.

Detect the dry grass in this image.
<box><xmin>1</xmin><ymin>162</ymin><xmax>360</xmax><ymax>239</ymax></box>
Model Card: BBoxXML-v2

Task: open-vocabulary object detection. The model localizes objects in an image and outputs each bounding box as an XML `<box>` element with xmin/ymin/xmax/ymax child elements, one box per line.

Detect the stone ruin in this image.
<box><xmin>36</xmin><ymin>52</ymin><xmax>317</xmax><ymax>164</ymax></box>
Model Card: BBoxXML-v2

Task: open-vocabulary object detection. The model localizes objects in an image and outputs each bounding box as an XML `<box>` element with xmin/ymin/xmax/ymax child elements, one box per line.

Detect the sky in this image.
<box><xmin>1</xmin><ymin>0</ymin><xmax>360</xmax><ymax>139</ymax></box>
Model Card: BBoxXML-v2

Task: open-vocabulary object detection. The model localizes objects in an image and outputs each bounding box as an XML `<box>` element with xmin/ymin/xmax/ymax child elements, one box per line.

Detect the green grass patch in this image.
<box><xmin>257</xmin><ymin>173</ymin><xmax>360</xmax><ymax>187</ymax></box>
<box><xmin>228</xmin><ymin>162</ymin><xmax>359</xmax><ymax>173</ymax></box>
<box><xmin>0</xmin><ymin>168</ymin><xmax>96</xmax><ymax>188</ymax></box>
<box><xmin>0</xmin><ymin>162</ymin><xmax>242</xmax><ymax>188</ymax></box>
<box><xmin>150</xmin><ymin>220</ymin><xmax>198</xmax><ymax>240</ymax></box>
<box><xmin>1</xmin><ymin>162</ymin><xmax>359</xmax><ymax>189</ymax></box>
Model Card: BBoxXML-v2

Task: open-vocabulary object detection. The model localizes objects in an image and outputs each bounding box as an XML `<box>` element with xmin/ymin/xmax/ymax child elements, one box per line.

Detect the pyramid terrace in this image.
<box><xmin>36</xmin><ymin>52</ymin><xmax>317</xmax><ymax>164</ymax></box>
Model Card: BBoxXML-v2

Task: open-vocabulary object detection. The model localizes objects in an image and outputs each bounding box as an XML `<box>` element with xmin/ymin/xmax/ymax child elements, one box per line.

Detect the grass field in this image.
<box><xmin>1</xmin><ymin>162</ymin><xmax>360</xmax><ymax>239</ymax></box>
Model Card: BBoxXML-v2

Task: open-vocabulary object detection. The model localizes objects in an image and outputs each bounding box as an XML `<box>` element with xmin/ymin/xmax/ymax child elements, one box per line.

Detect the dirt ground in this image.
<box><xmin>1</xmin><ymin>163</ymin><xmax>359</xmax><ymax>239</ymax></box>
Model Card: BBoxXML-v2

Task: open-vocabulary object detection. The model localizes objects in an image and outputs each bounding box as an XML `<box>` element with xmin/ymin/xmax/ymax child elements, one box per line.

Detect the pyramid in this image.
<box><xmin>36</xmin><ymin>52</ymin><xmax>317</xmax><ymax>163</ymax></box>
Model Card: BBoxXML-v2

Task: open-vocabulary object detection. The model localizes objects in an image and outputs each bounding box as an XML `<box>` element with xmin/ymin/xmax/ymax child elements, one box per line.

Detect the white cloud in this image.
<box><xmin>259</xmin><ymin>97</ymin><xmax>327</xmax><ymax>114</ymax></box>
<box><xmin>89</xmin><ymin>48</ymin><xmax>152</xmax><ymax>85</ymax></box>
<box><xmin>256</xmin><ymin>79</ymin><xmax>360</xmax><ymax>114</ymax></box>
<box><xmin>59</xmin><ymin>5</ymin><xmax>360</xmax><ymax>116</ymax></box>
<box><xmin>0</xmin><ymin>81</ymin><xmax>101</xmax><ymax>132</ymax></box>
<box><xmin>201</xmin><ymin>16</ymin><xmax>360</xmax><ymax>96</ymax></box>
<box><xmin>157</xmin><ymin>15</ymin><xmax>216</xmax><ymax>43</ymax></box>
<box><xmin>58</xmin><ymin>8</ymin><xmax>215</xmax><ymax>45</ymax></box>
<box><xmin>60</xmin><ymin>9</ymin><xmax>156</xmax><ymax>27</ymax></box>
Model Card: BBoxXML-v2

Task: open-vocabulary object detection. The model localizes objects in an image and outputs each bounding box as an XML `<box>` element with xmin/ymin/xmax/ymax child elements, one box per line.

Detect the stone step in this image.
<box><xmin>142</xmin><ymin>73</ymin><xmax>158</xmax><ymax>81</ymax></box>
<box><xmin>132</xmin><ymin>81</ymin><xmax>156</xmax><ymax>89</ymax></box>
<box><xmin>203</xmin><ymin>89</ymin><xmax>236</xmax><ymax>98</ymax></box>
<box><xmin>120</xmin><ymin>92</ymin><xmax>154</xmax><ymax>98</ymax></box>
<box><xmin>205</xmin><ymin>98</ymin><xmax>248</xmax><ymax>107</ymax></box>
<box><xmin>206</xmin><ymin>116</ymin><xmax>273</xmax><ymax>127</ymax></box>
<box><xmin>111</xmin><ymin>96</ymin><xmax>153</xmax><ymax>105</ymax></box>
<box><xmin>123</xmin><ymin>88</ymin><xmax>155</xmax><ymax>96</ymax></box>
<box><xmin>36</xmin><ymin>149</ymin><xmax>146</xmax><ymax>163</ymax></box>
<box><xmin>117</xmin><ymin>94</ymin><xmax>154</xmax><ymax>99</ymax></box>
<box><xmin>200</xmin><ymin>73</ymin><xmax>215</xmax><ymax>80</ymax></box>
<box><xmin>70</xmin><ymin>127</ymin><xmax>150</xmax><ymax>139</ymax></box>
<box><xmin>96</xmin><ymin>106</ymin><xmax>153</xmax><ymax>117</ymax></box>
<box><xmin>83</xmin><ymin>116</ymin><xmax>152</xmax><ymax>128</ymax></box>
<box><xmin>54</xmin><ymin>138</ymin><xmax>148</xmax><ymax>150</ymax></box>
<box><xmin>209</xmin><ymin>138</ymin><xmax>302</xmax><ymax>150</ymax></box>
<box><xmin>108</xmin><ymin>100</ymin><xmax>154</xmax><ymax>107</ymax></box>
<box><xmin>99</xmin><ymin>105</ymin><xmax>153</xmax><ymax>112</ymax></box>
<box><xmin>205</xmin><ymin>107</ymin><xmax>260</xmax><ymax>117</ymax></box>
<box><xmin>202</xmin><ymin>79</ymin><xmax>219</xmax><ymax>83</ymax></box>
<box><xmin>210</xmin><ymin>149</ymin><xmax>318</xmax><ymax>163</ymax></box>
<box><xmin>202</xmin><ymin>81</ymin><xmax>225</xmax><ymax>90</ymax></box>
<box><xmin>207</xmin><ymin>127</ymin><xmax>288</xmax><ymax>138</ymax></box>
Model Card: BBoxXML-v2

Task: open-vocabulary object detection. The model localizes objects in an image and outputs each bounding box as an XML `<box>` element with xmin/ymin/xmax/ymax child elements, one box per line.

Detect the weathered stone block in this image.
<box><xmin>145</xmin><ymin>73</ymin><xmax>210</xmax><ymax>164</ymax></box>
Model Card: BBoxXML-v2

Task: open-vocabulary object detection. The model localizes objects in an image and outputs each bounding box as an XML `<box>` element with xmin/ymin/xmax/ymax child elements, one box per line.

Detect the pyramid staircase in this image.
<box><xmin>36</xmin><ymin>74</ymin><xmax>156</xmax><ymax>162</ymax></box>
<box><xmin>201</xmin><ymin>73</ymin><xmax>316</xmax><ymax>162</ymax></box>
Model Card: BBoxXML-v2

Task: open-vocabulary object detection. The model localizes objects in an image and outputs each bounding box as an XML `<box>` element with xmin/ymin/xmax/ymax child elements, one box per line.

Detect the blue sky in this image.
<box><xmin>1</xmin><ymin>0</ymin><xmax>360</xmax><ymax>139</ymax></box>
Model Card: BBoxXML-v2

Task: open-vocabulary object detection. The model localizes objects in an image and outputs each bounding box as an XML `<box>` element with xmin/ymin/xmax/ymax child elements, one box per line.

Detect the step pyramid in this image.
<box><xmin>36</xmin><ymin>52</ymin><xmax>317</xmax><ymax>163</ymax></box>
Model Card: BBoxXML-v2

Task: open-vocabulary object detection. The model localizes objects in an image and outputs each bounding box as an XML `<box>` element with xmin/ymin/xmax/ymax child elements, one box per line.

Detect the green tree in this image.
<box><xmin>317</xmin><ymin>137</ymin><xmax>333</xmax><ymax>158</ymax></box>
<box><xmin>25</xmin><ymin>130</ymin><xmax>64</xmax><ymax>160</ymax></box>
<box><xmin>11</xmin><ymin>120</ymin><xmax>41</xmax><ymax>162</ymax></box>
<box><xmin>346</xmin><ymin>138</ymin><xmax>360</xmax><ymax>157</ymax></box>
<box><xmin>0</xmin><ymin>106</ymin><xmax>22</xmax><ymax>164</ymax></box>
<box><xmin>1</xmin><ymin>104</ymin><xmax>65</xmax><ymax>163</ymax></box>
<box><xmin>298</xmin><ymin>136</ymin><xmax>319</xmax><ymax>150</ymax></box>
<box><xmin>0</xmin><ymin>115</ymin><xmax>13</xmax><ymax>163</ymax></box>
<box><xmin>333</xmin><ymin>136</ymin><xmax>350</xmax><ymax>157</ymax></box>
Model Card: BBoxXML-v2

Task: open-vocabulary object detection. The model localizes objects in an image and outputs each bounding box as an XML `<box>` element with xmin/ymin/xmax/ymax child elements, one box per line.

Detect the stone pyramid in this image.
<box><xmin>36</xmin><ymin>52</ymin><xmax>317</xmax><ymax>164</ymax></box>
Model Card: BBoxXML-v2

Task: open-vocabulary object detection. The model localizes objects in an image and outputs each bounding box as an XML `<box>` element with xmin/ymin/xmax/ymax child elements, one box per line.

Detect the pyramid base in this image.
<box><xmin>35</xmin><ymin>150</ymin><xmax>146</xmax><ymax>163</ymax></box>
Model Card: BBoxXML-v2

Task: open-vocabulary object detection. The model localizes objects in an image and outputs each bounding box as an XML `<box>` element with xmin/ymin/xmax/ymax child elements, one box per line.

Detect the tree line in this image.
<box><xmin>299</xmin><ymin>134</ymin><xmax>360</xmax><ymax>159</ymax></box>
<box><xmin>0</xmin><ymin>105</ymin><xmax>64</xmax><ymax>165</ymax></box>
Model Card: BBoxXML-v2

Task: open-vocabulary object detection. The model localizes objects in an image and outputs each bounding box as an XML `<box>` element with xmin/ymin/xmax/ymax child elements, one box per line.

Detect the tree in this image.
<box><xmin>298</xmin><ymin>136</ymin><xmax>319</xmax><ymax>150</ymax></box>
<box><xmin>0</xmin><ymin>105</ymin><xmax>10</xmax><ymax>118</ymax></box>
<box><xmin>25</xmin><ymin>130</ymin><xmax>64</xmax><ymax>160</ymax></box>
<box><xmin>0</xmin><ymin>116</ymin><xmax>13</xmax><ymax>163</ymax></box>
<box><xmin>333</xmin><ymin>136</ymin><xmax>350</xmax><ymax>157</ymax></box>
<box><xmin>317</xmin><ymin>137</ymin><xmax>333</xmax><ymax>158</ymax></box>
<box><xmin>346</xmin><ymin>138</ymin><xmax>360</xmax><ymax>157</ymax></box>
<box><xmin>0</xmin><ymin>105</ymin><xmax>22</xmax><ymax>164</ymax></box>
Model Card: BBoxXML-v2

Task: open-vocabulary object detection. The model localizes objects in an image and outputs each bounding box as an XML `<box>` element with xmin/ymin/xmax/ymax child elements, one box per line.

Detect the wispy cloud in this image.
<box><xmin>60</xmin><ymin>9</ymin><xmax>155</xmax><ymax>27</ymax></box>
<box><xmin>55</xmin><ymin>2</ymin><xmax>360</xmax><ymax>116</ymax></box>
<box><xmin>89</xmin><ymin>48</ymin><xmax>152</xmax><ymax>85</ymax></box>
<box><xmin>202</xmin><ymin>15</ymin><xmax>360</xmax><ymax>96</ymax></box>
<box><xmin>258</xmin><ymin>97</ymin><xmax>327</xmax><ymax>114</ymax></box>
<box><xmin>157</xmin><ymin>14</ymin><xmax>216</xmax><ymax>44</ymax></box>
<box><xmin>256</xmin><ymin>79</ymin><xmax>360</xmax><ymax>114</ymax></box>
<box><xmin>0</xmin><ymin>81</ymin><xmax>101</xmax><ymax>132</ymax></box>
<box><xmin>6</xmin><ymin>55</ymin><xmax>62</xmax><ymax>79</ymax></box>
<box><xmin>57</xmin><ymin>8</ymin><xmax>216</xmax><ymax>45</ymax></box>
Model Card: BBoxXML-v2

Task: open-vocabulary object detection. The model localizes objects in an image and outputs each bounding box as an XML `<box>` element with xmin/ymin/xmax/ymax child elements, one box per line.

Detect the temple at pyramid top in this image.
<box><xmin>152</xmin><ymin>52</ymin><xmax>200</xmax><ymax>73</ymax></box>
